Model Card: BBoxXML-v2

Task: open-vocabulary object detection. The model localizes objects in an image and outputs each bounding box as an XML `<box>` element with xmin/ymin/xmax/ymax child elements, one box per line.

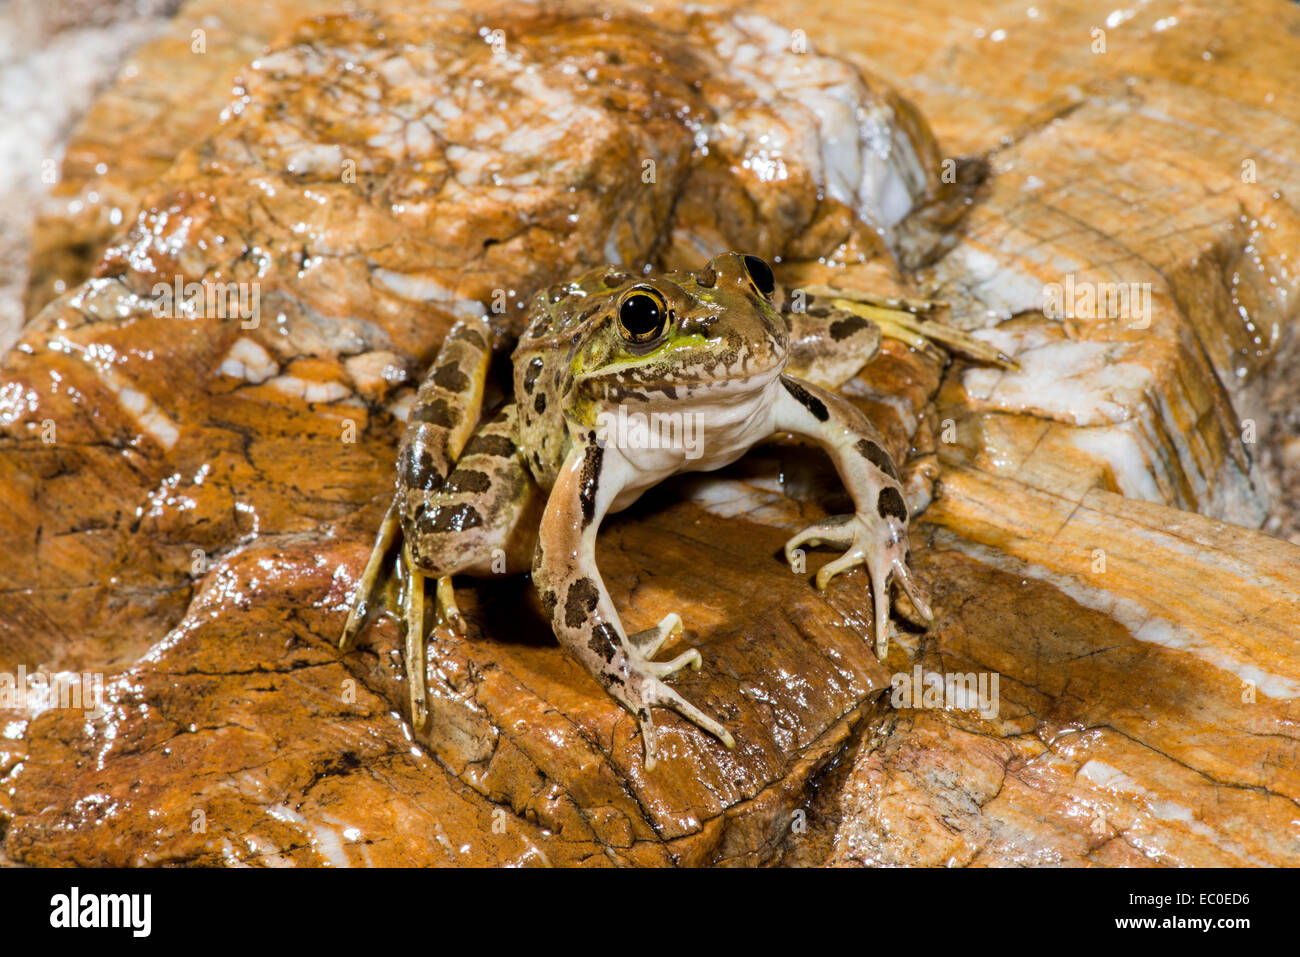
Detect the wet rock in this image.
<box><xmin>785</xmin><ymin>507</ymin><xmax>1300</xmax><ymax>866</ymax></box>
<box><xmin>1</xmin><ymin>0</ymin><xmax>942</xmax><ymax>676</ymax></box>
<box><xmin>1</xmin><ymin>0</ymin><xmax>942</xmax><ymax>866</ymax></box>
<box><xmin>7</xmin><ymin>0</ymin><xmax>1300</xmax><ymax>869</ymax></box>
<box><xmin>6</xmin><ymin>497</ymin><xmax>892</xmax><ymax>866</ymax></box>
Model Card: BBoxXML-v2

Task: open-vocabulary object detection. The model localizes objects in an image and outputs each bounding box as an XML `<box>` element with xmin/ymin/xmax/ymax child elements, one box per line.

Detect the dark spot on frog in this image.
<box><xmin>523</xmin><ymin>355</ymin><xmax>543</xmax><ymax>393</ymax></box>
<box><xmin>878</xmin><ymin>486</ymin><xmax>908</xmax><ymax>522</ymax></box>
<box><xmin>443</xmin><ymin>468</ymin><xmax>491</xmax><ymax>494</ymax></box>
<box><xmin>416</xmin><ymin>502</ymin><xmax>484</xmax><ymax>535</ymax></box>
<box><xmin>463</xmin><ymin>432</ymin><xmax>517</xmax><ymax>457</ymax></box>
<box><xmin>588</xmin><ymin>623</ymin><xmax>619</xmax><ymax>664</ymax></box>
<box><xmin>565</xmin><ymin>577</ymin><xmax>600</xmax><ymax>628</ymax></box>
<box><xmin>856</xmin><ymin>439</ymin><xmax>899</xmax><ymax>480</ymax></box>
<box><xmin>579</xmin><ymin>438</ymin><xmax>602</xmax><ymax>528</ymax></box>
<box><xmin>432</xmin><ymin>362</ymin><xmax>470</xmax><ymax>392</ymax></box>
<box><xmin>449</xmin><ymin>324</ymin><xmax>486</xmax><ymax>349</ymax></box>
<box><xmin>830</xmin><ymin>315</ymin><xmax>871</xmax><ymax>341</ymax></box>
<box><xmin>399</xmin><ymin>445</ymin><xmax>444</xmax><ymax>491</ymax></box>
<box><xmin>534</xmin><ymin>392</ymin><xmax>547</xmax><ymax>414</ymax></box>
<box><xmin>607</xmin><ymin>383</ymin><xmax>649</xmax><ymax>402</ymax></box>
<box><xmin>781</xmin><ymin>376</ymin><xmax>828</xmax><ymax>422</ymax></box>
<box><xmin>412</xmin><ymin>398</ymin><xmax>457</xmax><ymax>427</ymax></box>
<box><xmin>695</xmin><ymin>264</ymin><xmax>716</xmax><ymax>288</ymax></box>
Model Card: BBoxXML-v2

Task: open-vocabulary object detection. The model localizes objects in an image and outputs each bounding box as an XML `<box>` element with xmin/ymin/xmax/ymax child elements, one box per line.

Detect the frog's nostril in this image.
<box><xmin>682</xmin><ymin>313</ymin><xmax>721</xmax><ymax>335</ymax></box>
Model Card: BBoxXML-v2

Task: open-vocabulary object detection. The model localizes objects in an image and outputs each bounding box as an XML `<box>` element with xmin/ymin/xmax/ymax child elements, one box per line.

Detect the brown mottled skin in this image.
<box><xmin>342</xmin><ymin>252</ymin><xmax>931</xmax><ymax>768</ymax></box>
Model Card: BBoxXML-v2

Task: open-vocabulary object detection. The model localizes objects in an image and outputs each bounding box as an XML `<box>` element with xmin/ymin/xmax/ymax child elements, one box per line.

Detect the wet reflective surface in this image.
<box><xmin>6</xmin><ymin>0</ymin><xmax>1300</xmax><ymax>867</ymax></box>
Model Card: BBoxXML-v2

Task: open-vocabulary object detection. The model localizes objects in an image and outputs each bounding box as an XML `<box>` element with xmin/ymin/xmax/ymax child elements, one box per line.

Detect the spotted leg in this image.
<box><xmin>773</xmin><ymin>374</ymin><xmax>933</xmax><ymax>658</ymax></box>
<box><xmin>338</xmin><ymin>314</ymin><xmax>494</xmax><ymax>729</ymax></box>
<box><xmin>533</xmin><ymin>434</ymin><xmax>733</xmax><ymax>770</ymax></box>
<box><xmin>779</xmin><ymin>283</ymin><xmax>884</xmax><ymax>389</ymax></box>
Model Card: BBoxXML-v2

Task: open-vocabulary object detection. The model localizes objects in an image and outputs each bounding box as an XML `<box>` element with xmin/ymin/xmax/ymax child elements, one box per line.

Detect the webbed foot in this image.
<box><xmin>784</xmin><ymin>514</ymin><xmax>933</xmax><ymax>659</ymax></box>
<box><xmin>628</xmin><ymin>656</ymin><xmax>735</xmax><ymax>771</ymax></box>
<box><xmin>623</xmin><ymin>613</ymin><xmax>725</xmax><ymax>769</ymax></box>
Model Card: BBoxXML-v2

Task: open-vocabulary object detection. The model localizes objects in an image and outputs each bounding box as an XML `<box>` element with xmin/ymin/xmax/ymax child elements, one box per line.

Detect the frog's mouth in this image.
<box><xmin>594</xmin><ymin>358</ymin><xmax>787</xmax><ymax>406</ymax></box>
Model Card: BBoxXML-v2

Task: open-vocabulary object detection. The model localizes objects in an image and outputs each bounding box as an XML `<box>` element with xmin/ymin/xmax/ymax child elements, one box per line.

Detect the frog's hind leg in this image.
<box><xmin>780</xmin><ymin>284</ymin><xmax>889</xmax><ymax>389</ymax></box>
<box><xmin>339</xmin><ymin>314</ymin><xmax>494</xmax><ymax>729</ymax></box>
<box><xmin>392</xmin><ymin>403</ymin><xmax>540</xmax><ymax>730</ymax></box>
<box><xmin>403</xmin><ymin>401</ymin><xmax>542</xmax><ymax>585</ymax></box>
<box><xmin>793</xmin><ymin>283</ymin><xmax>1018</xmax><ymax>371</ymax></box>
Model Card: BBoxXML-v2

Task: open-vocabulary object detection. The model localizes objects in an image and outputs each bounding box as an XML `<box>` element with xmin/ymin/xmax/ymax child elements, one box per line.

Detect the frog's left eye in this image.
<box><xmin>617</xmin><ymin>287</ymin><xmax>669</xmax><ymax>343</ymax></box>
<box><xmin>742</xmin><ymin>255</ymin><xmax>775</xmax><ymax>298</ymax></box>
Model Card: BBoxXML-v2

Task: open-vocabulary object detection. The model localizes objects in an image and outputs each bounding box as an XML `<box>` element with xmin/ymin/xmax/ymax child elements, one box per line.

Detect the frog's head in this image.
<box><xmin>559</xmin><ymin>252</ymin><xmax>789</xmax><ymax>420</ymax></box>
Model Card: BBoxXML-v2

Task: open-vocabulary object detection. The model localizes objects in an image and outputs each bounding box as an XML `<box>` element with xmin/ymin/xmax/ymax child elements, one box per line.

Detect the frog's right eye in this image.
<box><xmin>741</xmin><ymin>255</ymin><xmax>775</xmax><ymax>298</ymax></box>
<box><xmin>617</xmin><ymin>287</ymin><xmax>669</xmax><ymax>344</ymax></box>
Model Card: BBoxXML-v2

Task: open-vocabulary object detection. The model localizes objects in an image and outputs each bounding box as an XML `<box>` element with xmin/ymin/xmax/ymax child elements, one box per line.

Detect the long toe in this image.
<box><xmin>893</xmin><ymin>558</ymin><xmax>934</xmax><ymax>622</ymax></box>
<box><xmin>867</xmin><ymin>553</ymin><xmax>893</xmax><ymax>659</ymax></box>
<box><xmin>644</xmin><ymin>647</ymin><xmax>702</xmax><ymax>679</ymax></box>
<box><xmin>654</xmin><ymin>681</ymin><xmax>735</xmax><ymax>750</ymax></box>
<box><xmin>638</xmin><ymin>712</ymin><xmax>660</xmax><ymax>771</ymax></box>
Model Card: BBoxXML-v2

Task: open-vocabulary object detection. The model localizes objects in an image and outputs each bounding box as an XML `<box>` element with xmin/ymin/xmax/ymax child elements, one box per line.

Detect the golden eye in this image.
<box><xmin>617</xmin><ymin>287</ymin><xmax>669</xmax><ymax>343</ymax></box>
<box><xmin>742</xmin><ymin>254</ymin><xmax>775</xmax><ymax>298</ymax></box>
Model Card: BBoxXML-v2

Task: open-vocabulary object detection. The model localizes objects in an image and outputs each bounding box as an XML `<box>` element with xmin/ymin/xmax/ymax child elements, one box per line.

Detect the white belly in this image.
<box><xmin>600</xmin><ymin>373</ymin><xmax>782</xmax><ymax>512</ymax></box>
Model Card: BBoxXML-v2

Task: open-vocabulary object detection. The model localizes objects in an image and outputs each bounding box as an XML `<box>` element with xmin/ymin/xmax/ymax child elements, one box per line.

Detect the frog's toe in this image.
<box><xmin>630</xmin><ymin>614</ymin><xmax>702</xmax><ymax>677</ymax></box>
<box><xmin>433</xmin><ymin>574</ymin><xmax>467</xmax><ymax>636</ymax></box>
<box><xmin>339</xmin><ymin>498</ymin><xmax>401</xmax><ymax>651</ymax></box>
<box><xmin>637</xmin><ymin>710</ymin><xmax>661</xmax><ymax>771</ymax></box>
<box><xmin>860</xmin><ymin>536</ymin><xmax>933</xmax><ymax>659</ymax></box>
<box><xmin>338</xmin><ymin>603</ymin><xmax>368</xmax><ymax>654</ymax></box>
<box><xmin>863</xmin><ymin>547</ymin><xmax>896</xmax><ymax>661</ymax></box>
<box><xmin>398</xmin><ymin>544</ymin><xmax>430</xmax><ymax>732</ymax></box>
<box><xmin>892</xmin><ymin>557</ymin><xmax>934</xmax><ymax>624</ymax></box>
<box><xmin>783</xmin><ymin>515</ymin><xmax>854</xmax><ymax>568</ymax></box>
<box><xmin>633</xmin><ymin>673</ymin><xmax>734</xmax><ymax>770</ymax></box>
<box><xmin>798</xmin><ymin>513</ymin><xmax>930</xmax><ymax>660</ymax></box>
<box><xmin>643</xmin><ymin>648</ymin><xmax>702</xmax><ymax>678</ymax></box>
<box><xmin>628</xmin><ymin>612</ymin><xmax>683</xmax><ymax>657</ymax></box>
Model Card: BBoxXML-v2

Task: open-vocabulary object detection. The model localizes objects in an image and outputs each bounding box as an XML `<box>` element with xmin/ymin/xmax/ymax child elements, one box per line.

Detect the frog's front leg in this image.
<box><xmin>773</xmin><ymin>375</ymin><xmax>933</xmax><ymax>658</ymax></box>
<box><xmin>533</xmin><ymin>434</ymin><xmax>734</xmax><ymax>769</ymax></box>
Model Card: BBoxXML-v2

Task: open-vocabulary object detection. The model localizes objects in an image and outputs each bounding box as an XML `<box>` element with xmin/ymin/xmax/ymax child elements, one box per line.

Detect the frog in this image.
<box><xmin>339</xmin><ymin>251</ymin><xmax>933</xmax><ymax>769</ymax></box>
